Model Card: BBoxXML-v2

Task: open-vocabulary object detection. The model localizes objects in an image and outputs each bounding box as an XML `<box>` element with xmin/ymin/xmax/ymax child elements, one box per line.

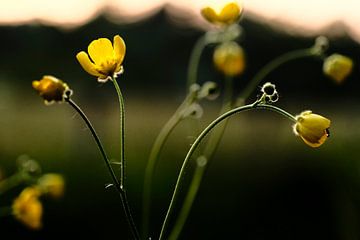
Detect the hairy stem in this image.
<box><xmin>168</xmin><ymin>76</ymin><xmax>234</xmax><ymax>239</ymax></box>
<box><xmin>186</xmin><ymin>35</ymin><xmax>207</xmax><ymax>91</ymax></box>
<box><xmin>66</xmin><ymin>97</ymin><xmax>139</xmax><ymax>239</ymax></box>
<box><xmin>236</xmin><ymin>48</ymin><xmax>316</xmax><ymax>105</ymax></box>
<box><xmin>159</xmin><ymin>103</ymin><xmax>296</xmax><ymax>239</ymax></box>
<box><xmin>142</xmin><ymin>92</ymin><xmax>196</xmax><ymax>239</ymax></box>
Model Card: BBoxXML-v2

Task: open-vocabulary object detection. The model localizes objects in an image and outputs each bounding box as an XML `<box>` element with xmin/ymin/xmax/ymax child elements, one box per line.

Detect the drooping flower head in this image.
<box><xmin>201</xmin><ymin>1</ymin><xmax>243</xmax><ymax>26</ymax></box>
<box><xmin>323</xmin><ymin>53</ymin><xmax>353</xmax><ymax>84</ymax></box>
<box><xmin>12</xmin><ymin>187</ymin><xmax>43</xmax><ymax>230</ymax></box>
<box><xmin>76</xmin><ymin>35</ymin><xmax>126</xmax><ymax>82</ymax></box>
<box><xmin>32</xmin><ymin>75</ymin><xmax>72</xmax><ymax>105</ymax></box>
<box><xmin>293</xmin><ymin>111</ymin><xmax>331</xmax><ymax>148</ymax></box>
<box><xmin>213</xmin><ymin>41</ymin><xmax>245</xmax><ymax>76</ymax></box>
<box><xmin>38</xmin><ymin>173</ymin><xmax>65</xmax><ymax>199</ymax></box>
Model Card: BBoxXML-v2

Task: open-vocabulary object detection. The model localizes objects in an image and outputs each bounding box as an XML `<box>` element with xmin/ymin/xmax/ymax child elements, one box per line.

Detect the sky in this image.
<box><xmin>0</xmin><ymin>0</ymin><xmax>359</xmax><ymax>42</ymax></box>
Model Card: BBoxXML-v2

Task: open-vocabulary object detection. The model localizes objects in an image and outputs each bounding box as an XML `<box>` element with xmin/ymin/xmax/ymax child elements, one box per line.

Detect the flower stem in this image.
<box><xmin>66</xmin><ymin>98</ymin><xmax>139</xmax><ymax>240</ymax></box>
<box><xmin>66</xmin><ymin>98</ymin><xmax>120</xmax><ymax>188</ymax></box>
<box><xmin>142</xmin><ymin>92</ymin><xmax>197</xmax><ymax>239</ymax></box>
<box><xmin>0</xmin><ymin>172</ymin><xmax>30</xmax><ymax>195</ymax></box>
<box><xmin>168</xmin><ymin>76</ymin><xmax>234</xmax><ymax>240</ymax></box>
<box><xmin>158</xmin><ymin>103</ymin><xmax>296</xmax><ymax>240</ymax></box>
<box><xmin>235</xmin><ymin>48</ymin><xmax>316</xmax><ymax>105</ymax></box>
<box><xmin>112</xmin><ymin>78</ymin><xmax>126</xmax><ymax>188</ymax></box>
<box><xmin>186</xmin><ymin>35</ymin><xmax>207</xmax><ymax>91</ymax></box>
<box><xmin>111</xmin><ymin>77</ymin><xmax>141</xmax><ymax>240</ymax></box>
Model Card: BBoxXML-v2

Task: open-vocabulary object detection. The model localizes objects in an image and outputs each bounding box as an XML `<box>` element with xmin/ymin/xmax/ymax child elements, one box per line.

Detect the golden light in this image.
<box><xmin>0</xmin><ymin>0</ymin><xmax>359</xmax><ymax>42</ymax></box>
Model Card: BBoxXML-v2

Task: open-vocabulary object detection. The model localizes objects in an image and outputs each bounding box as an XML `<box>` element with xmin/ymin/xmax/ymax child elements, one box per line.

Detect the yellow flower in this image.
<box><xmin>201</xmin><ymin>1</ymin><xmax>242</xmax><ymax>26</ymax></box>
<box><xmin>293</xmin><ymin>111</ymin><xmax>331</xmax><ymax>148</ymax></box>
<box><xmin>323</xmin><ymin>54</ymin><xmax>353</xmax><ymax>84</ymax></box>
<box><xmin>76</xmin><ymin>35</ymin><xmax>126</xmax><ymax>82</ymax></box>
<box><xmin>38</xmin><ymin>174</ymin><xmax>65</xmax><ymax>199</ymax></box>
<box><xmin>12</xmin><ymin>187</ymin><xmax>43</xmax><ymax>230</ymax></box>
<box><xmin>32</xmin><ymin>75</ymin><xmax>72</xmax><ymax>105</ymax></box>
<box><xmin>213</xmin><ymin>41</ymin><xmax>245</xmax><ymax>76</ymax></box>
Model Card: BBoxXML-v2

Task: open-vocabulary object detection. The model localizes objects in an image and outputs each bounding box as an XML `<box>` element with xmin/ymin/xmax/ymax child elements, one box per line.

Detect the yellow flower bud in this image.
<box><xmin>323</xmin><ymin>54</ymin><xmax>353</xmax><ymax>84</ymax></box>
<box><xmin>38</xmin><ymin>174</ymin><xmax>65</xmax><ymax>199</ymax></box>
<box><xmin>213</xmin><ymin>41</ymin><xmax>245</xmax><ymax>76</ymax></box>
<box><xmin>12</xmin><ymin>187</ymin><xmax>43</xmax><ymax>230</ymax></box>
<box><xmin>32</xmin><ymin>75</ymin><xmax>72</xmax><ymax>105</ymax></box>
<box><xmin>201</xmin><ymin>1</ymin><xmax>243</xmax><ymax>26</ymax></box>
<box><xmin>293</xmin><ymin>111</ymin><xmax>331</xmax><ymax>148</ymax></box>
<box><xmin>76</xmin><ymin>35</ymin><xmax>126</xmax><ymax>82</ymax></box>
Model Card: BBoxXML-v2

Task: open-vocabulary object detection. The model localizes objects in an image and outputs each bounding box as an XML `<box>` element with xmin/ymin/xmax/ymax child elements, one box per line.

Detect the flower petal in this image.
<box><xmin>219</xmin><ymin>2</ymin><xmax>241</xmax><ymax>24</ymax></box>
<box><xmin>201</xmin><ymin>7</ymin><xmax>219</xmax><ymax>24</ymax></box>
<box><xmin>76</xmin><ymin>51</ymin><xmax>102</xmax><ymax>77</ymax></box>
<box><xmin>87</xmin><ymin>38</ymin><xmax>114</xmax><ymax>65</ymax></box>
<box><xmin>113</xmin><ymin>35</ymin><xmax>126</xmax><ymax>65</ymax></box>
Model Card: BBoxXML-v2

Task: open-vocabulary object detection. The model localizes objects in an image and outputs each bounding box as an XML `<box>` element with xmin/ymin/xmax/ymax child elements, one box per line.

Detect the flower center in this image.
<box><xmin>99</xmin><ymin>58</ymin><xmax>117</xmax><ymax>76</ymax></box>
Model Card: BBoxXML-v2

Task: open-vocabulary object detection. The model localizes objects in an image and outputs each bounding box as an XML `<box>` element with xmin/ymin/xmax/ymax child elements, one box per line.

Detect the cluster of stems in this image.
<box><xmin>62</xmin><ymin>30</ymin><xmax>325</xmax><ymax>240</ymax></box>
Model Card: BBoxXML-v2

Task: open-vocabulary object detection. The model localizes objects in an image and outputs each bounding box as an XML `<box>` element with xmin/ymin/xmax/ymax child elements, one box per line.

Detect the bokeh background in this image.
<box><xmin>1</xmin><ymin>0</ymin><xmax>360</xmax><ymax>239</ymax></box>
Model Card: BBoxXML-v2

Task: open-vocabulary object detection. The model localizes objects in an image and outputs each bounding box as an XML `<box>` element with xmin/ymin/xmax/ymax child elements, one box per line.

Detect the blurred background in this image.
<box><xmin>1</xmin><ymin>0</ymin><xmax>360</xmax><ymax>239</ymax></box>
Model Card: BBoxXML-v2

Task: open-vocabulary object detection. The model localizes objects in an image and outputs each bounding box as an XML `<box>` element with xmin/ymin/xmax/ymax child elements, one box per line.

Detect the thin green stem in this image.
<box><xmin>168</xmin><ymin>77</ymin><xmax>234</xmax><ymax>239</ymax></box>
<box><xmin>159</xmin><ymin>103</ymin><xmax>296</xmax><ymax>239</ymax></box>
<box><xmin>236</xmin><ymin>48</ymin><xmax>316</xmax><ymax>105</ymax></box>
<box><xmin>66</xmin><ymin>98</ymin><xmax>120</xmax><ymax>188</ymax></box>
<box><xmin>111</xmin><ymin>77</ymin><xmax>141</xmax><ymax>240</ymax></box>
<box><xmin>112</xmin><ymin>78</ymin><xmax>126</xmax><ymax>188</ymax></box>
<box><xmin>142</xmin><ymin>93</ymin><xmax>196</xmax><ymax>239</ymax></box>
<box><xmin>186</xmin><ymin>35</ymin><xmax>207</xmax><ymax>91</ymax></box>
<box><xmin>168</xmin><ymin>163</ymin><xmax>206</xmax><ymax>240</ymax></box>
<box><xmin>66</xmin><ymin>98</ymin><xmax>139</xmax><ymax>240</ymax></box>
<box><xmin>0</xmin><ymin>172</ymin><xmax>29</xmax><ymax>195</ymax></box>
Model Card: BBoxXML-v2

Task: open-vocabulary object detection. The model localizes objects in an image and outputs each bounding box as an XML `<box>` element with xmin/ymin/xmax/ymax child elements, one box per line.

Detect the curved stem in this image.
<box><xmin>66</xmin><ymin>98</ymin><xmax>140</xmax><ymax>240</ymax></box>
<box><xmin>168</xmin><ymin>162</ymin><xmax>206</xmax><ymax>240</ymax></box>
<box><xmin>168</xmin><ymin>76</ymin><xmax>234</xmax><ymax>239</ymax></box>
<box><xmin>66</xmin><ymin>98</ymin><xmax>120</xmax><ymax>188</ymax></box>
<box><xmin>186</xmin><ymin>35</ymin><xmax>207</xmax><ymax>91</ymax></box>
<box><xmin>159</xmin><ymin>103</ymin><xmax>296</xmax><ymax>239</ymax></box>
<box><xmin>236</xmin><ymin>48</ymin><xmax>316</xmax><ymax>105</ymax></box>
<box><xmin>142</xmin><ymin>93</ymin><xmax>195</xmax><ymax>239</ymax></box>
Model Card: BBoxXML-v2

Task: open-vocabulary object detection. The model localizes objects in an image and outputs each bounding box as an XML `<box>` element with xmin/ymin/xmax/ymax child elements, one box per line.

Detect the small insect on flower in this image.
<box><xmin>293</xmin><ymin>111</ymin><xmax>331</xmax><ymax>148</ymax></box>
<box><xmin>76</xmin><ymin>35</ymin><xmax>126</xmax><ymax>82</ymax></box>
<box><xmin>201</xmin><ymin>1</ymin><xmax>243</xmax><ymax>26</ymax></box>
<box><xmin>12</xmin><ymin>187</ymin><xmax>43</xmax><ymax>230</ymax></box>
<box><xmin>32</xmin><ymin>75</ymin><xmax>72</xmax><ymax>105</ymax></box>
<box><xmin>323</xmin><ymin>53</ymin><xmax>353</xmax><ymax>84</ymax></box>
<box><xmin>213</xmin><ymin>41</ymin><xmax>245</xmax><ymax>76</ymax></box>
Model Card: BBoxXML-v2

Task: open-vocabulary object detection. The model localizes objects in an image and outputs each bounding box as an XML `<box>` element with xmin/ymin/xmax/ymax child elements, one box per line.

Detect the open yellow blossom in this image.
<box><xmin>38</xmin><ymin>174</ymin><xmax>65</xmax><ymax>199</ymax></box>
<box><xmin>76</xmin><ymin>35</ymin><xmax>126</xmax><ymax>82</ymax></box>
<box><xmin>293</xmin><ymin>111</ymin><xmax>331</xmax><ymax>148</ymax></box>
<box><xmin>213</xmin><ymin>41</ymin><xmax>245</xmax><ymax>76</ymax></box>
<box><xmin>12</xmin><ymin>187</ymin><xmax>43</xmax><ymax>230</ymax></box>
<box><xmin>201</xmin><ymin>1</ymin><xmax>242</xmax><ymax>26</ymax></box>
<box><xmin>323</xmin><ymin>53</ymin><xmax>353</xmax><ymax>84</ymax></box>
<box><xmin>32</xmin><ymin>75</ymin><xmax>72</xmax><ymax>105</ymax></box>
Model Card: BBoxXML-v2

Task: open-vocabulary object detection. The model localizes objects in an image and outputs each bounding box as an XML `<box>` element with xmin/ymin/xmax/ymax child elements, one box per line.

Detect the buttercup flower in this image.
<box><xmin>32</xmin><ymin>75</ymin><xmax>72</xmax><ymax>105</ymax></box>
<box><xmin>293</xmin><ymin>111</ymin><xmax>331</xmax><ymax>148</ymax></box>
<box><xmin>201</xmin><ymin>1</ymin><xmax>242</xmax><ymax>26</ymax></box>
<box><xmin>12</xmin><ymin>187</ymin><xmax>43</xmax><ymax>230</ymax></box>
<box><xmin>76</xmin><ymin>35</ymin><xmax>126</xmax><ymax>82</ymax></box>
<box><xmin>213</xmin><ymin>41</ymin><xmax>245</xmax><ymax>76</ymax></box>
<box><xmin>38</xmin><ymin>174</ymin><xmax>65</xmax><ymax>199</ymax></box>
<box><xmin>323</xmin><ymin>53</ymin><xmax>353</xmax><ymax>84</ymax></box>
